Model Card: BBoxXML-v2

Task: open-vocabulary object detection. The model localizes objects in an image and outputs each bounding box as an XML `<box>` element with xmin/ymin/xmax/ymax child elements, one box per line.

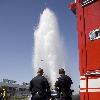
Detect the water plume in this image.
<box><xmin>33</xmin><ymin>8</ymin><xmax>67</xmax><ymax>89</ymax></box>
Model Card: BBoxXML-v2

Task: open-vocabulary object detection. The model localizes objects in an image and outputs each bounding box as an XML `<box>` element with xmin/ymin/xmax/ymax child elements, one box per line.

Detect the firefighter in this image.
<box><xmin>0</xmin><ymin>93</ymin><xmax>4</xmax><ymax>100</ymax></box>
<box><xmin>29</xmin><ymin>68</ymin><xmax>51</xmax><ymax>100</ymax></box>
<box><xmin>55</xmin><ymin>68</ymin><xmax>73</xmax><ymax>100</ymax></box>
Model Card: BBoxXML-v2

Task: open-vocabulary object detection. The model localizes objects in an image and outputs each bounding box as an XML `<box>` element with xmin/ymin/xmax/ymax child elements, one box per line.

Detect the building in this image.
<box><xmin>0</xmin><ymin>79</ymin><xmax>30</xmax><ymax>97</ymax></box>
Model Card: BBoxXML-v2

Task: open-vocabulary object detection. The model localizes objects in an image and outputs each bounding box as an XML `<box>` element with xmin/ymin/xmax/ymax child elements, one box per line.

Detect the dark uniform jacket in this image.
<box><xmin>55</xmin><ymin>75</ymin><xmax>73</xmax><ymax>99</ymax></box>
<box><xmin>29</xmin><ymin>75</ymin><xmax>51</xmax><ymax>99</ymax></box>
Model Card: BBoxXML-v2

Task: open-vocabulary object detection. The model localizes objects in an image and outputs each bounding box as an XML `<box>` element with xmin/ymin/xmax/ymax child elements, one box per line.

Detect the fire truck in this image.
<box><xmin>69</xmin><ymin>0</ymin><xmax>100</xmax><ymax>100</ymax></box>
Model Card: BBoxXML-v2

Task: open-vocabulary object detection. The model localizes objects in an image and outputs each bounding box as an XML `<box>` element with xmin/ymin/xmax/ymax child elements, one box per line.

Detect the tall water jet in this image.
<box><xmin>33</xmin><ymin>8</ymin><xmax>67</xmax><ymax>89</ymax></box>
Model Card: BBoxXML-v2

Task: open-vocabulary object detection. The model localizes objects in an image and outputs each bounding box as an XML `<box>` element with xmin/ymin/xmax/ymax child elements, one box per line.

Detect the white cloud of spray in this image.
<box><xmin>33</xmin><ymin>8</ymin><xmax>69</xmax><ymax>89</ymax></box>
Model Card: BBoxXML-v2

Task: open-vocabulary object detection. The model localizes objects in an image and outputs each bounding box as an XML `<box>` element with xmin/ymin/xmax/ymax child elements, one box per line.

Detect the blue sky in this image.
<box><xmin>0</xmin><ymin>0</ymin><xmax>79</xmax><ymax>93</ymax></box>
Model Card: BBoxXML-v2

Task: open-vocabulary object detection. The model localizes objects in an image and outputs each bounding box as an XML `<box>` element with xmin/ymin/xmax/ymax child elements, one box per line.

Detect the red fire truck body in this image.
<box><xmin>77</xmin><ymin>0</ymin><xmax>100</xmax><ymax>100</ymax></box>
<box><xmin>70</xmin><ymin>0</ymin><xmax>100</xmax><ymax>99</ymax></box>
